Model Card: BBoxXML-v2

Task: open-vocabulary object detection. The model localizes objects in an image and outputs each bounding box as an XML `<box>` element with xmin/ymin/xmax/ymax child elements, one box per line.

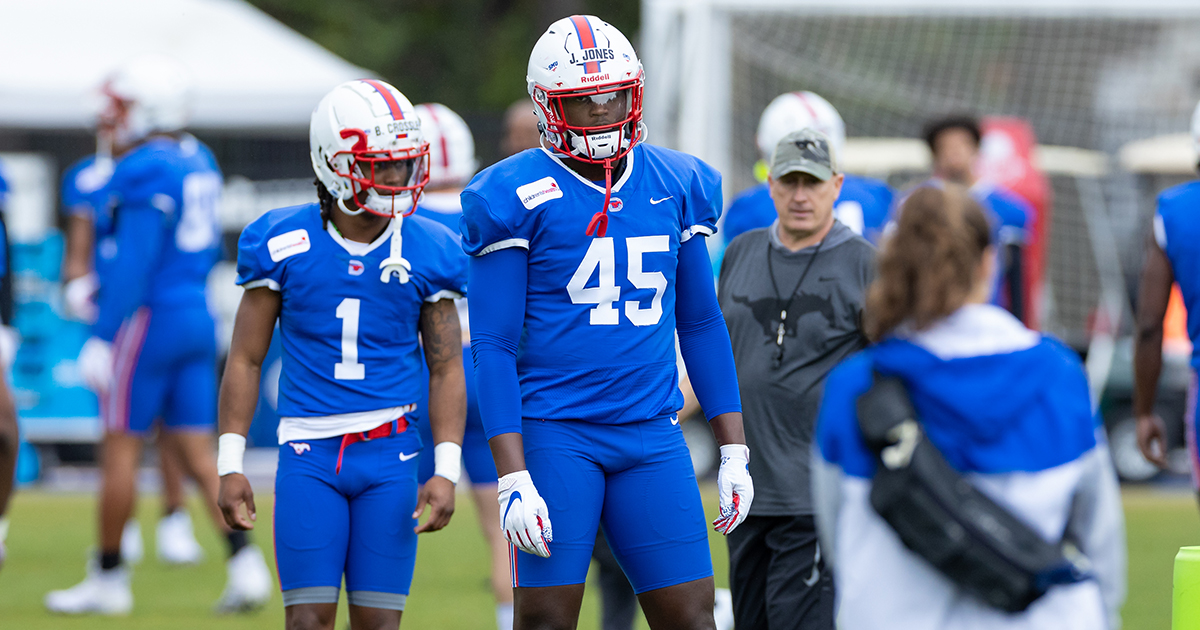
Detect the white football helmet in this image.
<box><xmin>310</xmin><ymin>79</ymin><xmax>429</xmax><ymax>219</ymax></box>
<box><xmin>100</xmin><ymin>55</ymin><xmax>191</xmax><ymax>150</ymax></box>
<box><xmin>527</xmin><ymin>15</ymin><xmax>645</xmax><ymax>165</ymax></box>
<box><xmin>311</xmin><ymin>80</ymin><xmax>430</xmax><ymax>284</ymax></box>
<box><xmin>1191</xmin><ymin>98</ymin><xmax>1200</xmax><ymax>165</ymax></box>
<box><xmin>414</xmin><ymin>103</ymin><xmax>478</xmax><ymax>189</ymax></box>
<box><xmin>756</xmin><ymin>91</ymin><xmax>847</xmax><ymax>160</ymax></box>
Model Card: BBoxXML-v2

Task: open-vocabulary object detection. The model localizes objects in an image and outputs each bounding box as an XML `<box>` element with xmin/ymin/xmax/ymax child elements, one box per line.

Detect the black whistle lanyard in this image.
<box><xmin>766</xmin><ymin>234</ymin><xmax>825</xmax><ymax>369</ymax></box>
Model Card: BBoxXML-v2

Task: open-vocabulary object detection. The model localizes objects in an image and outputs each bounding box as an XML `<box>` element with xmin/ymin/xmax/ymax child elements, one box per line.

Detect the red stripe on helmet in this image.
<box><xmin>362</xmin><ymin>79</ymin><xmax>405</xmax><ymax>120</ymax></box>
<box><xmin>423</xmin><ymin>105</ymin><xmax>451</xmax><ymax>170</ymax></box>
<box><xmin>571</xmin><ymin>15</ymin><xmax>596</xmax><ymax>49</ymax></box>
<box><xmin>792</xmin><ymin>91</ymin><xmax>819</xmax><ymax>121</ymax></box>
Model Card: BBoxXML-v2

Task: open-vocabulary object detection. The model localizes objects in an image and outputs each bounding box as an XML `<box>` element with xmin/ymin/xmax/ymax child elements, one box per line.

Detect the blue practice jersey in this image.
<box><xmin>237</xmin><ymin>204</ymin><xmax>467</xmax><ymax>418</ymax></box>
<box><xmin>722</xmin><ymin>174</ymin><xmax>895</xmax><ymax>247</ymax></box>
<box><xmin>461</xmin><ymin>145</ymin><xmax>722</xmax><ymax>425</ymax></box>
<box><xmin>973</xmin><ymin>182</ymin><xmax>1031</xmax><ymax>247</ymax></box>
<box><xmin>1156</xmin><ymin>180</ymin><xmax>1200</xmax><ymax>368</ymax></box>
<box><xmin>61</xmin><ymin>155</ymin><xmax>114</xmax><ymax>221</ymax></box>
<box><xmin>414</xmin><ymin>191</ymin><xmax>463</xmax><ymax>233</ymax></box>
<box><xmin>93</xmin><ymin>136</ymin><xmax>222</xmax><ymax>342</ymax></box>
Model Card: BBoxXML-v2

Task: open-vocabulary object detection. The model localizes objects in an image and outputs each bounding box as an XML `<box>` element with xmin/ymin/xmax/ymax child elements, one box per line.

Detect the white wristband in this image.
<box><xmin>217</xmin><ymin>433</ymin><xmax>247</xmax><ymax>477</ymax></box>
<box><xmin>0</xmin><ymin>516</ymin><xmax>8</xmax><ymax>542</ymax></box>
<box><xmin>720</xmin><ymin>444</ymin><xmax>750</xmax><ymax>463</ymax></box>
<box><xmin>433</xmin><ymin>442</ymin><xmax>462</xmax><ymax>486</ymax></box>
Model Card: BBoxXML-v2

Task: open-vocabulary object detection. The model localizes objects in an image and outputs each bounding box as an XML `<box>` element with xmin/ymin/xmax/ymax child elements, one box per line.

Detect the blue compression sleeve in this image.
<box><xmin>676</xmin><ymin>236</ymin><xmax>742</xmax><ymax>420</ymax></box>
<box><xmin>468</xmin><ymin>247</ymin><xmax>528</xmax><ymax>439</ymax></box>
<box><xmin>93</xmin><ymin>207</ymin><xmax>165</xmax><ymax>341</ymax></box>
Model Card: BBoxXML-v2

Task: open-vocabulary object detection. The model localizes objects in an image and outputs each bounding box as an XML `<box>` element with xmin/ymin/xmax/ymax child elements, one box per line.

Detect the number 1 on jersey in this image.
<box><xmin>335</xmin><ymin>298</ymin><xmax>365</xmax><ymax>380</ymax></box>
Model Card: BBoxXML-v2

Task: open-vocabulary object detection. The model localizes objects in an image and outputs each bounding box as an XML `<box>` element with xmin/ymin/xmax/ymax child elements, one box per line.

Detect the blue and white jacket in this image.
<box><xmin>814</xmin><ymin>304</ymin><xmax>1125</xmax><ymax>630</ymax></box>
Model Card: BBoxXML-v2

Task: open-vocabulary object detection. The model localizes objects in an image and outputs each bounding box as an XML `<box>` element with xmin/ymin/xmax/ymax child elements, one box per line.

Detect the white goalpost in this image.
<box><xmin>641</xmin><ymin>0</ymin><xmax>1200</xmax><ymax>350</ymax></box>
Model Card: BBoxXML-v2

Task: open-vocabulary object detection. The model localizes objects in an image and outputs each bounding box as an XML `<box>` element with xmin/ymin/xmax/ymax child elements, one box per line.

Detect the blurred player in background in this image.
<box><xmin>501</xmin><ymin>95</ymin><xmax>644</xmax><ymax>630</ymax></box>
<box><xmin>920</xmin><ymin>115</ymin><xmax>1031</xmax><ymax>319</ymax></box>
<box><xmin>411</xmin><ymin>102</ymin><xmax>515</xmax><ymax>630</ymax></box>
<box><xmin>60</xmin><ymin>114</ymin><xmax>205</xmax><ymax>569</ymax></box>
<box><xmin>463</xmin><ymin>15</ymin><xmax>751</xmax><ymax>629</ymax></box>
<box><xmin>815</xmin><ymin>185</ymin><xmax>1124</xmax><ymax>629</ymax></box>
<box><xmin>217</xmin><ymin>80</ymin><xmax>465</xmax><ymax>630</ymax></box>
<box><xmin>45</xmin><ymin>55</ymin><xmax>271</xmax><ymax>616</ymax></box>
<box><xmin>723</xmin><ymin>92</ymin><xmax>894</xmax><ymax>247</ymax></box>
<box><xmin>0</xmin><ymin>166</ymin><xmax>15</xmax><ymax>573</ymax></box>
<box><xmin>1134</xmin><ymin>100</ymin><xmax>1200</xmax><ymax>490</ymax></box>
<box><xmin>502</xmin><ymin>99</ymin><xmax>544</xmax><ymax>159</ymax></box>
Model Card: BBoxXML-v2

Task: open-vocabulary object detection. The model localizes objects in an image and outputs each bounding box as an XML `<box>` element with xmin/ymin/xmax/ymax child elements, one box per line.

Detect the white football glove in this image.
<box><xmin>497</xmin><ymin>470</ymin><xmax>553</xmax><ymax>558</ymax></box>
<box><xmin>713</xmin><ymin>444</ymin><xmax>753</xmax><ymax>535</ymax></box>
<box><xmin>63</xmin><ymin>273</ymin><xmax>99</xmax><ymax>324</ymax></box>
<box><xmin>78</xmin><ymin>337</ymin><xmax>114</xmax><ymax>395</ymax></box>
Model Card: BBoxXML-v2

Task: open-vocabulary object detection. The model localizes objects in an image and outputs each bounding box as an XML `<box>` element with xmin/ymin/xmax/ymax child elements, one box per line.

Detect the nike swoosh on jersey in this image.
<box><xmin>650</xmin><ymin>196</ymin><xmax>673</xmax><ymax>205</ymax></box>
<box><xmin>398</xmin><ymin>452</ymin><xmax>418</xmax><ymax>461</ymax></box>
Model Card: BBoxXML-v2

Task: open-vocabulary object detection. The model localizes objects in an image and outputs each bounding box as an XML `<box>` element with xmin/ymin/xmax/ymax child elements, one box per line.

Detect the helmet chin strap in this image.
<box><xmin>379</xmin><ymin>194</ymin><xmax>414</xmax><ymax>284</ymax></box>
<box><xmin>586</xmin><ymin>158</ymin><xmax>614</xmax><ymax>238</ymax></box>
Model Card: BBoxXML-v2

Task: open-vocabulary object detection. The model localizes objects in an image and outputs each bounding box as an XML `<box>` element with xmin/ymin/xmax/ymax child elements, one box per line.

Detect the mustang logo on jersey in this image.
<box><xmin>516</xmin><ymin>177</ymin><xmax>563</xmax><ymax>209</ymax></box>
<box><xmin>608</xmin><ymin>198</ymin><xmax>623</xmax><ymax>212</ymax></box>
<box><xmin>348</xmin><ymin>260</ymin><xmax>365</xmax><ymax>276</ymax></box>
<box><xmin>289</xmin><ymin>442</ymin><xmax>311</xmax><ymax>455</ymax></box>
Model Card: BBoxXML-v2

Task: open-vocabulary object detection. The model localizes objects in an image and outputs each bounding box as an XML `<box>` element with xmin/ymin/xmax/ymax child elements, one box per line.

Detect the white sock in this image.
<box><xmin>496</xmin><ymin>602</ymin><xmax>514</xmax><ymax>630</ymax></box>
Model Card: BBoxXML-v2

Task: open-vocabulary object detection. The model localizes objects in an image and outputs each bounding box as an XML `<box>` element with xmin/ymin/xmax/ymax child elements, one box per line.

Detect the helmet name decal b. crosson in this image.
<box><xmin>310</xmin><ymin>79</ymin><xmax>431</xmax><ymax>284</ymax></box>
<box><xmin>527</xmin><ymin>15</ymin><xmax>646</xmax><ymax>238</ymax></box>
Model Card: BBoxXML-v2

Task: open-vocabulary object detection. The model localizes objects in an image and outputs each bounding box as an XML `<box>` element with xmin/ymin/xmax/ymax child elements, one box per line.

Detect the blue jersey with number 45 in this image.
<box><xmin>92</xmin><ymin>136</ymin><xmax>222</xmax><ymax>342</ymax></box>
<box><xmin>237</xmin><ymin>204</ymin><xmax>467</xmax><ymax>418</ymax></box>
<box><xmin>461</xmin><ymin>144</ymin><xmax>720</xmax><ymax>424</ymax></box>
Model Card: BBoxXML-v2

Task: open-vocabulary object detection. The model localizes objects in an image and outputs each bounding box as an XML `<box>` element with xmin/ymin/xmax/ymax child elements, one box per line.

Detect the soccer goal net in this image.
<box><xmin>642</xmin><ymin>0</ymin><xmax>1200</xmax><ymax>347</ymax></box>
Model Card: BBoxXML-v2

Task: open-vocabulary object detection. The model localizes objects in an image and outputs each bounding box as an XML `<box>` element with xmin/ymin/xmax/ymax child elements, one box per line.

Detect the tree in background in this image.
<box><xmin>248</xmin><ymin>0</ymin><xmax>640</xmax><ymax>152</ymax></box>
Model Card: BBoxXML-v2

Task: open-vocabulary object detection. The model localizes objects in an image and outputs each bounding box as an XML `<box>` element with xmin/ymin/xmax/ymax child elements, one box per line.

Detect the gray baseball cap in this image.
<box><xmin>770</xmin><ymin>128</ymin><xmax>839</xmax><ymax>181</ymax></box>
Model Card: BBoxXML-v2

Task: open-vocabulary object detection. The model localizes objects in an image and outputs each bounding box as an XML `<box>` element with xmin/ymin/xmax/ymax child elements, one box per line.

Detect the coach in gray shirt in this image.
<box><xmin>719</xmin><ymin>129</ymin><xmax>873</xmax><ymax>630</ymax></box>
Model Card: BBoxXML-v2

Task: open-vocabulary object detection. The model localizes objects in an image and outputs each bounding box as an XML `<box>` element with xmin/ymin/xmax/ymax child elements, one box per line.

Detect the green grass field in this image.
<box><xmin>0</xmin><ymin>485</ymin><xmax>1192</xmax><ymax>629</ymax></box>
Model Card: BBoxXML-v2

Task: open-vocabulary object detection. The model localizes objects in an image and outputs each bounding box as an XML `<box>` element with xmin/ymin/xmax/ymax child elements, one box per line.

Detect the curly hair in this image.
<box><xmin>315</xmin><ymin>178</ymin><xmax>334</xmax><ymax>227</ymax></box>
<box><xmin>864</xmin><ymin>185</ymin><xmax>991</xmax><ymax>341</ymax></box>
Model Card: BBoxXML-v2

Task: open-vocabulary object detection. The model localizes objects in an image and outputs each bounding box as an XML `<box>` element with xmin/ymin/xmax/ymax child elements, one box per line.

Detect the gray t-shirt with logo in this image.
<box><xmin>718</xmin><ymin>220</ymin><xmax>874</xmax><ymax>516</ymax></box>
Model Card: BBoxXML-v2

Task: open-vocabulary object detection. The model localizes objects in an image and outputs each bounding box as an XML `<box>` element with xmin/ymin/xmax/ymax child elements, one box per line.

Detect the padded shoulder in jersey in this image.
<box><xmin>638</xmin><ymin>144</ymin><xmax>724</xmax><ymax>241</ymax></box>
<box><xmin>108</xmin><ymin>139</ymin><xmax>191</xmax><ymax>214</ymax></box>
<box><xmin>459</xmin><ymin>148</ymin><xmax>555</xmax><ymax>256</ymax></box>
<box><xmin>236</xmin><ymin>203</ymin><xmax>320</xmax><ymax>291</ymax></box>
<box><xmin>1158</xmin><ymin>180</ymin><xmax>1200</xmax><ymax>219</ymax></box>
<box><xmin>404</xmin><ymin>213</ymin><xmax>469</xmax><ymax>299</ymax></box>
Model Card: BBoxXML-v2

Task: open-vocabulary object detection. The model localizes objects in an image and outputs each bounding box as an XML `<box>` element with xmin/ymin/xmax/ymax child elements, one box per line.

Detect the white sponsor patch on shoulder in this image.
<box><xmin>268</xmin><ymin>228</ymin><xmax>311</xmax><ymax>262</ymax></box>
<box><xmin>516</xmin><ymin>176</ymin><xmax>563</xmax><ymax>210</ymax></box>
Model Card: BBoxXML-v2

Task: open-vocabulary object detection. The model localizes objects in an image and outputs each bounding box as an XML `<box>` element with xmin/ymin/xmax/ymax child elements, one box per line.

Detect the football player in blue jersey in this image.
<box><xmin>462</xmin><ymin>16</ymin><xmax>752</xmax><ymax>630</ymax></box>
<box><xmin>45</xmin><ymin>56</ymin><xmax>271</xmax><ymax>616</ymax></box>
<box><xmin>412</xmin><ymin>102</ymin><xmax>516</xmax><ymax>630</ymax></box>
<box><xmin>1135</xmin><ymin>100</ymin><xmax>1200</xmax><ymax>493</ymax></box>
<box><xmin>61</xmin><ymin>127</ymin><xmax>206</xmax><ymax>568</ymax></box>
<box><xmin>723</xmin><ymin>91</ymin><xmax>895</xmax><ymax>249</ymax></box>
<box><xmin>918</xmin><ymin>115</ymin><xmax>1032</xmax><ymax>319</ymax></box>
<box><xmin>216</xmin><ymin>80</ymin><xmax>467</xmax><ymax>630</ymax></box>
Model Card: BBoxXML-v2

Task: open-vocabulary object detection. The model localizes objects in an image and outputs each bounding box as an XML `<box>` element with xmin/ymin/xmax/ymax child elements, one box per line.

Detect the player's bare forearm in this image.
<box><xmin>0</xmin><ymin>381</ymin><xmax>17</xmax><ymax>517</ymax></box>
<box><xmin>1133</xmin><ymin>240</ymin><xmax>1173</xmax><ymax>417</ymax></box>
<box><xmin>709</xmin><ymin>412</ymin><xmax>747</xmax><ymax>447</ymax></box>
<box><xmin>218</xmin><ymin>287</ymin><xmax>281</xmax><ymax>436</ymax></box>
<box><xmin>420</xmin><ymin>299</ymin><xmax>466</xmax><ymax>446</ymax></box>
<box><xmin>488</xmin><ymin>432</ymin><xmax>526</xmax><ymax>477</ymax></box>
<box><xmin>62</xmin><ymin>215</ymin><xmax>95</xmax><ymax>282</ymax></box>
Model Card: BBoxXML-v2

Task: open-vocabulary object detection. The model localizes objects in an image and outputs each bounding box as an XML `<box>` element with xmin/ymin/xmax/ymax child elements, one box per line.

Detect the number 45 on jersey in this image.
<box><xmin>568</xmin><ymin>236</ymin><xmax>668</xmax><ymax>327</ymax></box>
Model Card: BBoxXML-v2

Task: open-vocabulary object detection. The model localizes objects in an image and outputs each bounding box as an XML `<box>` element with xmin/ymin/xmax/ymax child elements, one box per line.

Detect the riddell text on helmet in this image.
<box><xmin>580</xmin><ymin>73</ymin><xmax>611</xmax><ymax>83</ymax></box>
